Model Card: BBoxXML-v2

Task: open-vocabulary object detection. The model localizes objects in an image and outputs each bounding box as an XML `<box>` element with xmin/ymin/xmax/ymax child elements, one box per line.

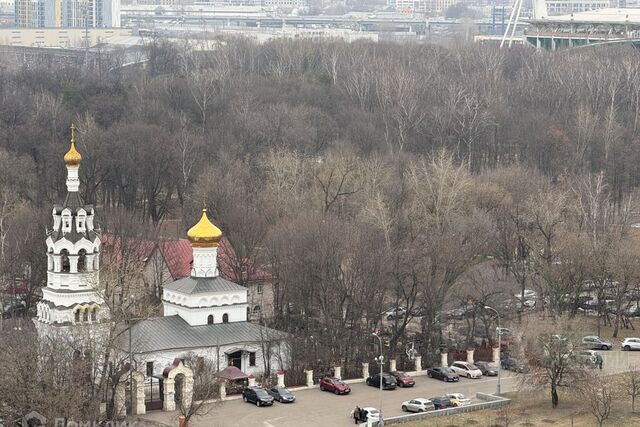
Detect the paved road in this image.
<box><xmin>141</xmin><ymin>350</ymin><xmax>640</xmax><ymax>427</ymax></box>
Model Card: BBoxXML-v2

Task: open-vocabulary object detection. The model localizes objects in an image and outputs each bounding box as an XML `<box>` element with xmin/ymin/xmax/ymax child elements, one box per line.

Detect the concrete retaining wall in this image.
<box><xmin>369</xmin><ymin>393</ymin><xmax>511</xmax><ymax>425</ymax></box>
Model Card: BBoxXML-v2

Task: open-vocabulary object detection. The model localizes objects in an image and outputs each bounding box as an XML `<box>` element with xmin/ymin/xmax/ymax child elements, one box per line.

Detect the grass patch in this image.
<box><xmin>402</xmin><ymin>386</ymin><xmax>639</xmax><ymax>427</ymax></box>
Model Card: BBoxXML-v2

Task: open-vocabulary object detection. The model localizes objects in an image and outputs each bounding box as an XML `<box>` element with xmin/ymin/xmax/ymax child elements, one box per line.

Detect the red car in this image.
<box><xmin>390</xmin><ymin>371</ymin><xmax>415</xmax><ymax>387</ymax></box>
<box><xmin>319</xmin><ymin>377</ymin><xmax>351</xmax><ymax>395</ymax></box>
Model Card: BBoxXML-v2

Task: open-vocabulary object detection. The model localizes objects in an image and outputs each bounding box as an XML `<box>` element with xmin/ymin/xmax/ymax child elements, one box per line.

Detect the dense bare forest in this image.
<box><xmin>2</xmin><ymin>39</ymin><xmax>640</xmax><ymax>387</ymax></box>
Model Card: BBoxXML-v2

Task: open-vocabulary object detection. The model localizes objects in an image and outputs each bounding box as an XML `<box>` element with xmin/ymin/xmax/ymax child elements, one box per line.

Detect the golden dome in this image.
<box><xmin>64</xmin><ymin>124</ymin><xmax>82</xmax><ymax>167</ymax></box>
<box><xmin>187</xmin><ymin>209</ymin><xmax>222</xmax><ymax>247</ymax></box>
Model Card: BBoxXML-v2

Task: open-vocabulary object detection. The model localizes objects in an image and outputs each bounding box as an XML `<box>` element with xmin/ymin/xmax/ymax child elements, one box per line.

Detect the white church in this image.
<box><xmin>35</xmin><ymin>125</ymin><xmax>106</xmax><ymax>337</ymax></box>
<box><xmin>34</xmin><ymin>127</ymin><xmax>289</xmax><ymax>414</ymax></box>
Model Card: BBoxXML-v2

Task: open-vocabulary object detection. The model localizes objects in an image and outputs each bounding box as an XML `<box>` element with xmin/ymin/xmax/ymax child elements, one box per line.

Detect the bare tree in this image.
<box><xmin>178</xmin><ymin>354</ymin><xmax>220</xmax><ymax>424</ymax></box>
<box><xmin>626</xmin><ymin>367</ymin><xmax>640</xmax><ymax>412</ymax></box>
<box><xmin>522</xmin><ymin>320</ymin><xmax>587</xmax><ymax>408</ymax></box>
<box><xmin>577</xmin><ymin>371</ymin><xmax>618</xmax><ymax>427</ymax></box>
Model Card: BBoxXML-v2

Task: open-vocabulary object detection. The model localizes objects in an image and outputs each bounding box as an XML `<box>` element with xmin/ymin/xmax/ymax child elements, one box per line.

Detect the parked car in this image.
<box><xmin>501</xmin><ymin>357</ymin><xmax>526</xmax><ymax>372</ymax></box>
<box><xmin>449</xmin><ymin>361</ymin><xmax>483</xmax><ymax>379</ymax></box>
<box><xmin>625</xmin><ymin>305</ymin><xmax>640</xmax><ymax>317</ymax></box>
<box><xmin>514</xmin><ymin>289</ymin><xmax>537</xmax><ymax>300</ymax></box>
<box><xmin>446</xmin><ymin>305</ymin><xmax>478</xmax><ymax>320</ymax></box>
<box><xmin>390</xmin><ymin>371</ymin><xmax>415</xmax><ymax>387</ymax></box>
<box><xmin>474</xmin><ymin>361</ymin><xmax>498</xmax><ymax>376</ymax></box>
<box><xmin>497</xmin><ymin>327</ymin><xmax>512</xmax><ymax>338</ymax></box>
<box><xmin>582</xmin><ymin>335</ymin><xmax>613</xmax><ymax>350</ymax></box>
<box><xmin>582</xmin><ymin>280</ymin><xmax>597</xmax><ymax>291</ymax></box>
<box><xmin>446</xmin><ymin>392</ymin><xmax>471</xmax><ymax>407</ymax></box>
<box><xmin>366</xmin><ymin>373</ymin><xmax>397</xmax><ymax>390</ymax></box>
<box><xmin>622</xmin><ymin>337</ymin><xmax>640</xmax><ymax>351</ymax></box>
<box><xmin>383</xmin><ymin>306</ymin><xmax>406</xmax><ymax>320</ymax></box>
<box><xmin>267</xmin><ymin>387</ymin><xmax>295</xmax><ymax>403</ymax></box>
<box><xmin>319</xmin><ymin>377</ymin><xmax>351</xmax><ymax>394</ymax></box>
<box><xmin>410</xmin><ymin>307</ymin><xmax>427</xmax><ymax>317</ymax></box>
<box><xmin>426</xmin><ymin>366</ymin><xmax>459</xmax><ymax>382</ymax></box>
<box><xmin>360</xmin><ymin>407</ymin><xmax>380</xmax><ymax>421</ymax></box>
<box><xmin>242</xmin><ymin>387</ymin><xmax>274</xmax><ymax>407</ymax></box>
<box><xmin>429</xmin><ymin>396</ymin><xmax>454</xmax><ymax>410</ymax></box>
<box><xmin>2</xmin><ymin>301</ymin><xmax>26</xmax><ymax>319</ymax></box>
<box><xmin>401</xmin><ymin>398</ymin><xmax>435</xmax><ymax>413</ymax></box>
<box><xmin>577</xmin><ymin>350</ymin><xmax>599</xmax><ymax>367</ymax></box>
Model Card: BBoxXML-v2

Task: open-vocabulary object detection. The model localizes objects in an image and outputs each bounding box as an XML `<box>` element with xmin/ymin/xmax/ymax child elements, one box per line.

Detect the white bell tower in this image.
<box><xmin>34</xmin><ymin>124</ymin><xmax>105</xmax><ymax>338</ymax></box>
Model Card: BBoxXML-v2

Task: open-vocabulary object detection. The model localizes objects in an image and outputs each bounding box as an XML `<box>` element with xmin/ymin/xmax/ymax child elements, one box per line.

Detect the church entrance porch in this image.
<box><xmin>219</xmin><ymin>365</ymin><xmax>249</xmax><ymax>396</ymax></box>
<box><xmin>225</xmin><ymin>348</ymin><xmax>257</xmax><ymax>373</ymax></box>
<box><xmin>228</xmin><ymin>350</ymin><xmax>242</xmax><ymax>370</ymax></box>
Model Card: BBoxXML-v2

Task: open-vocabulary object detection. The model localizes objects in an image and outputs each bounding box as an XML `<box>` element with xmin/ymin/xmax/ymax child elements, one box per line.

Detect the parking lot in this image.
<box><xmin>144</xmin><ymin>371</ymin><xmax>520</xmax><ymax>427</ymax></box>
<box><xmin>141</xmin><ymin>349</ymin><xmax>640</xmax><ymax>427</ymax></box>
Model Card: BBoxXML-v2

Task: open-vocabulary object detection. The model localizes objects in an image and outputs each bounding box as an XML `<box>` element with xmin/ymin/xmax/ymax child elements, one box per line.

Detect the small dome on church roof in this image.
<box><xmin>187</xmin><ymin>209</ymin><xmax>222</xmax><ymax>247</ymax></box>
<box><xmin>64</xmin><ymin>124</ymin><xmax>82</xmax><ymax>167</ymax></box>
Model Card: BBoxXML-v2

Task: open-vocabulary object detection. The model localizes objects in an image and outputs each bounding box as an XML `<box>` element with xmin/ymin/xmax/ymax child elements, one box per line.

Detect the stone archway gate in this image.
<box><xmin>114</xmin><ymin>369</ymin><xmax>146</xmax><ymax>417</ymax></box>
<box><xmin>163</xmin><ymin>359</ymin><xmax>194</xmax><ymax>412</ymax></box>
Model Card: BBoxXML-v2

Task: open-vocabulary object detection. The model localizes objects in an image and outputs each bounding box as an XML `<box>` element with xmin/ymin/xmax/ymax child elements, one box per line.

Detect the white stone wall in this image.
<box><xmin>191</xmin><ymin>246</ymin><xmax>219</xmax><ymax>278</ymax></box>
<box><xmin>135</xmin><ymin>341</ymin><xmax>288</xmax><ymax>378</ymax></box>
<box><xmin>163</xmin><ymin>288</ymin><xmax>246</xmax><ymax>309</ymax></box>
<box><xmin>163</xmin><ymin>301</ymin><xmax>247</xmax><ymax>326</ymax></box>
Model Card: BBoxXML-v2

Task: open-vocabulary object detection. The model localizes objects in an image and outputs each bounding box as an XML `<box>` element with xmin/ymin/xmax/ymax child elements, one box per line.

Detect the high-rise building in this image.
<box><xmin>544</xmin><ymin>0</ymin><xmax>608</xmax><ymax>14</ymax></box>
<box><xmin>15</xmin><ymin>0</ymin><xmax>46</xmax><ymax>27</ymax></box>
<box><xmin>387</xmin><ymin>0</ymin><xmax>459</xmax><ymax>14</ymax></box>
<box><xmin>15</xmin><ymin>0</ymin><xmax>119</xmax><ymax>27</ymax></box>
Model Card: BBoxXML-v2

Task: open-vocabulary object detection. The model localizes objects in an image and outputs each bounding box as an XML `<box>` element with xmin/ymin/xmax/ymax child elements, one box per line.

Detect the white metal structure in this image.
<box><xmin>501</xmin><ymin>0</ymin><xmax>548</xmax><ymax>47</ymax></box>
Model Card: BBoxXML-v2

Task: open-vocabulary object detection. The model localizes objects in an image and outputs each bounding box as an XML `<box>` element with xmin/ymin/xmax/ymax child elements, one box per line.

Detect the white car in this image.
<box><xmin>446</xmin><ymin>392</ymin><xmax>471</xmax><ymax>406</ymax></box>
<box><xmin>449</xmin><ymin>361</ymin><xmax>483</xmax><ymax>379</ymax></box>
<box><xmin>401</xmin><ymin>398</ymin><xmax>435</xmax><ymax>413</ymax></box>
<box><xmin>361</xmin><ymin>407</ymin><xmax>380</xmax><ymax>421</ymax></box>
<box><xmin>514</xmin><ymin>289</ymin><xmax>537</xmax><ymax>300</ymax></box>
<box><xmin>622</xmin><ymin>337</ymin><xmax>640</xmax><ymax>351</ymax></box>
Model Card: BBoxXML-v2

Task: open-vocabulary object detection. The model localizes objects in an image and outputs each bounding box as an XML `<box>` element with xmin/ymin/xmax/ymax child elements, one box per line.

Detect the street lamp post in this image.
<box><xmin>372</xmin><ymin>332</ymin><xmax>384</xmax><ymax>426</ymax></box>
<box><xmin>127</xmin><ymin>294</ymin><xmax>144</xmax><ymax>416</ymax></box>
<box><xmin>484</xmin><ymin>305</ymin><xmax>501</xmax><ymax>396</ymax></box>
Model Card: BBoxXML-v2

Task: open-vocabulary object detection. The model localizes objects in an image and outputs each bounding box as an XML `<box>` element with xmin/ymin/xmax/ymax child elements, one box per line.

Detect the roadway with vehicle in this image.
<box><xmin>141</xmin><ymin>350</ymin><xmax>640</xmax><ymax>427</ymax></box>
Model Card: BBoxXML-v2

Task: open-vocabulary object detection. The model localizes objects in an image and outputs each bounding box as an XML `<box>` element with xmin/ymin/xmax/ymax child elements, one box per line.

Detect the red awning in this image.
<box><xmin>219</xmin><ymin>366</ymin><xmax>249</xmax><ymax>381</ymax></box>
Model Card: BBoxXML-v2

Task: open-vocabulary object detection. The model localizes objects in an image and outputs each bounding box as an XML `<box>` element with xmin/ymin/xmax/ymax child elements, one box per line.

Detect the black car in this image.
<box><xmin>366</xmin><ymin>373</ymin><xmax>397</xmax><ymax>390</ymax></box>
<box><xmin>426</xmin><ymin>367</ymin><xmax>459</xmax><ymax>382</ymax></box>
<box><xmin>429</xmin><ymin>396</ymin><xmax>454</xmax><ymax>410</ymax></box>
<box><xmin>475</xmin><ymin>361</ymin><xmax>498</xmax><ymax>376</ymax></box>
<box><xmin>242</xmin><ymin>387</ymin><xmax>275</xmax><ymax>407</ymax></box>
<box><xmin>501</xmin><ymin>357</ymin><xmax>526</xmax><ymax>373</ymax></box>
<box><xmin>267</xmin><ymin>387</ymin><xmax>295</xmax><ymax>403</ymax></box>
<box><xmin>410</xmin><ymin>307</ymin><xmax>427</xmax><ymax>317</ymax></box>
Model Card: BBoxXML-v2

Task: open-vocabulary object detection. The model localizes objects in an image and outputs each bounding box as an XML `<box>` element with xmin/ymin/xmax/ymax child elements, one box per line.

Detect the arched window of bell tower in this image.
<box><xmin>75</xmin><ymin>309</ymin><xmax>80</xmax><ymax>323</ymax></box>
<box><xmin>207</xmin><ymin>314</ymin><xmax>214</xmax><ymax>324</ymax></box>
<box><xmin>222</xmin><ymin>313</ymin><xmax>229</xmax><ymax>323</ymax></box>
<box><xmin>82</xmin><ymin>308</ymin><xmax>88</xmax><ymax>322</ymax></box>
<box><xmin>61</xmin><ymin>249</ymin><xmax>70</xmax><ymax>273</ymax></box>
<box><xmin>78</xmin><ymin>249</ymin><xmax>87</xmax><ymax>272</ymax></box>
<box><xmin>91</xmin><ymin>308</ymin><xmax>97</xmax><ymax>322</ymax></box>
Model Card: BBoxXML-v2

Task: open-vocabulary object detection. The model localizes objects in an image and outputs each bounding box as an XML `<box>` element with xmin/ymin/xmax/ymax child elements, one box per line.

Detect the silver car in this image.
<box><xmin>401</xmin><ymin>398</ymin><xmax>435</xmax><ymax>413</ymax></box>
<box><xmin>582</xmin><ymin>335</ymin><xmax>612</xmax><ymax>350</ymax></box>
<box><xmin>622</xmin><ymin>337</ymin><xmax>640</xmax><ymax>351</ymax></box>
